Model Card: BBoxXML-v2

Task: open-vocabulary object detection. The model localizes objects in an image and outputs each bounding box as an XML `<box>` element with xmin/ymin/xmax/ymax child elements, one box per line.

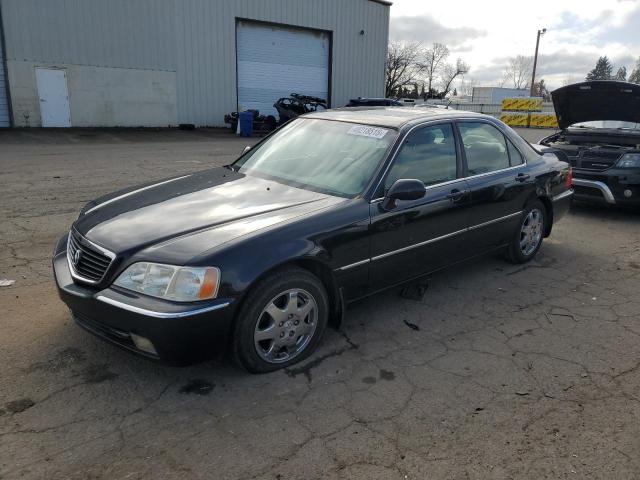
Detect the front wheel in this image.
<box><xmin>505</xmin><ymin>201</ymin><xmax>546</xmax><ymax>264</ymax></box>
<box><xmin>232</xmin><ymin>267</ymin><xmax>328</xmax><ymax>373</ymax></box>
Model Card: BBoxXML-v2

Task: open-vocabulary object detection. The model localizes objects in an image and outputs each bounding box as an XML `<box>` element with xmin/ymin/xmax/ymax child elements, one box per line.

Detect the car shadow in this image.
<box><xmin>569</xmin><ymin>201</ymin><xmax>640</xmax><ymax>223</ymax></box>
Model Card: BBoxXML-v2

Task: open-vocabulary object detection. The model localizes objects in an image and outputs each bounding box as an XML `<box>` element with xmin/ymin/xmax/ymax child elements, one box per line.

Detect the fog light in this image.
<box><xmin>130</xmin><ymin>333</ymin><xmax>158</xmax><ymax>355</ymax></box>
<box><xmin>623</xmin><ymin>189</ymin><xmax>633</xmax><ymax>198</ymax></box>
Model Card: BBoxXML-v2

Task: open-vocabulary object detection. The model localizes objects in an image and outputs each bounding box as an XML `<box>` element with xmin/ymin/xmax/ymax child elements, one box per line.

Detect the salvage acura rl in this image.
<box><xmin>53</xmin><ymin>108</ymin><xmax>573</xmax><ymax>372</ymax></box>
<box><xmin>540</xmin><ymin>80</ymin><xmax>640</xmax><ymax>206</ymax></box>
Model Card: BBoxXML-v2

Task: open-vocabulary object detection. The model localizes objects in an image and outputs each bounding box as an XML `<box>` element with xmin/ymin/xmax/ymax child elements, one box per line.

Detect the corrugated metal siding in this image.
<box><xmin>0</xmin><ymin>9</ymin><xmax>9</xmax><ymax>127</ymax></box>
<box><xmin>174</xmin><ymin>0</ymin><xmax>389</xmax><ymax>125</ymax></box>
<box><xmin>237</xmin><ymin>21</ymin><xmax>329</xmax><ymax>116</ymax></box>
<box><xmin>1</xmin><ymin>0</ymin><xmax>176</xmax><ymax>71</ymax></box>
<box><xmin>2</xmin><ymin>0</ymin><xmax>389</xmax><ymax>126</ymax></box>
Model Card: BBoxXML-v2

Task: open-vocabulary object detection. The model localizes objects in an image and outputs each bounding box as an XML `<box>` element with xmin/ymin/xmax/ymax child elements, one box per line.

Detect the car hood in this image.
<box><xmin>551</xmin><ymin>81</ymin><xmax>640</xmax><ymax>130</ymax></box>
<box><xmin>74</xmin><ymin>168</ymin><xmax>343</xmax><ymax>254</ymax></box>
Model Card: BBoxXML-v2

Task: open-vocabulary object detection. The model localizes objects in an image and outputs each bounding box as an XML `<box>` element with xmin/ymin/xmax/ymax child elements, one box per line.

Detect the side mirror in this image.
<box><xmin>382</xmin><ymin>179</ymin><xmax>426</xmax><ymax>210</ymax></box>
<box><xmin>241</xmin><ymin>145</ymin><xmax>251</xmax><ymax>155</ymax></box>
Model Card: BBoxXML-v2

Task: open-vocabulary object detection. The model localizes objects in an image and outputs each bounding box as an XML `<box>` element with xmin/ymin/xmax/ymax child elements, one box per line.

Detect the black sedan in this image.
<box><xmin>53</xmin><ymin>108</ymin><xmax>573</xmax><ymax>373</ymax></box>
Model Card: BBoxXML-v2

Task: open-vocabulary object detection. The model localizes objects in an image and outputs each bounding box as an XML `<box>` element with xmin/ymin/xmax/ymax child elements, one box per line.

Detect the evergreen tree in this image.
<box><xmin>629</xmin><ymin>57</ymin><xmax>640</xmax><ymax>84</ymax></box>
<box><xmin>586</xmin><ymin>56</ymin><xmax>613</xmax><ymax>81</ymax></box>
<box><xmin>615</xmin><ymin>66</ymin><xmax>627</xmax><ymax>81</ymax></box>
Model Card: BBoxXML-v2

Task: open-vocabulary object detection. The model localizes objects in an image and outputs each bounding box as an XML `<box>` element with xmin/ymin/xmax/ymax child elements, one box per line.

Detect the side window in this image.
<box><xmin>384</xmin><ymin>124</ymin><xmax>458</xmax><ymax>190</ymax></box>
<box><xmin>507</xmin><ymin>139</ymin><xmax>524</xmax><ymax>165</ymax></box>
<box><xmin>459</xmin><ymin>122</ymin><xmax>510</xmax><ymax>175</ymax></box>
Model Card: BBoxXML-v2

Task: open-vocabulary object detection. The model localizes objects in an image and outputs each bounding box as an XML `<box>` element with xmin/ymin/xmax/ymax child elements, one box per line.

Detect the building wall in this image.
<box><xmin>0</xmin><ymin>0</ymin><xmax>389</xmax><ymax>127</ymax></box>
<box><xmin>0</xmin><ymin>6</ymin><xmax>9</xmax><ymax>127</ymax></box>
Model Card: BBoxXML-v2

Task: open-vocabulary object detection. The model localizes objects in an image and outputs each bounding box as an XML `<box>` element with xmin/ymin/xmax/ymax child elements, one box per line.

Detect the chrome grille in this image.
<box><xmin>67</xmin><ymin>230</ymin><xmax>114</xmax><ymax>284</ymax></box>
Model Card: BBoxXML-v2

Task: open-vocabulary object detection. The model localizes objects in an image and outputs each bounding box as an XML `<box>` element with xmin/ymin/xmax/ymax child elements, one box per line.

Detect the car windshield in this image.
<box><xmin>572</xmin><ymin>120</ymin><xmax>640</xmax><ymax>130</ymax></box>
<box><xmin>233</xmin><ymin>118</ymin><xmax>397</xmax><ymax>197</ymax></box>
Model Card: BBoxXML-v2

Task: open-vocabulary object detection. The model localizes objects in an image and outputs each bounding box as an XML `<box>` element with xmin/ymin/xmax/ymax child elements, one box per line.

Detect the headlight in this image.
<box><xmin>113</xmin><ymin>263</ymin><xmax>220</xmax><ymax>302</ymax></box>
<box><xmin>617</xmin><ymin>153</ymin><xmax>640</xmax><ymax>168</ymax></box>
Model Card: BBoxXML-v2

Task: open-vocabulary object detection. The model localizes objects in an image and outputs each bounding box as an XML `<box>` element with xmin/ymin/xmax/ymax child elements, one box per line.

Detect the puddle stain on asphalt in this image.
<box><xmin>29</xmin><ymin>347</ymin><xmax>87</xmax><ymax>373</ymax></box>
<box><xmin>81</xmin><ymin>364</ymin><xmax>119</xmax><ymax>384</ymax></box>
<box><xmin>362</xmin><ymin>369</ymin><xmax>396</xmax><ymax>384</ymax></box>
<box><xmin>179</xmin><ymin>379</ymin><xmax>215</xmax><ymax>395</ymax></box>
<box><xmin>4</xmin><ymin>398</ymin><xmax>36</xmax><ymax>414</ymax></box>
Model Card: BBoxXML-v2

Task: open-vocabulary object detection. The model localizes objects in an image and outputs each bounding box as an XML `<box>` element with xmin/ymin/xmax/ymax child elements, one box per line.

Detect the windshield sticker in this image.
<box><xmin>347</xmin><ymin>125</ymin><xmax>389</xmax><ymax>139</ymax></box>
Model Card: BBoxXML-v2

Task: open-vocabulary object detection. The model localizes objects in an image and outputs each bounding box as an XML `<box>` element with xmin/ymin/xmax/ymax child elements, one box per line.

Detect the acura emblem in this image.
<box><xmin>73</xmin><ymin>250</ymin><xmax>82</xmax><ymax>265</ymax></box>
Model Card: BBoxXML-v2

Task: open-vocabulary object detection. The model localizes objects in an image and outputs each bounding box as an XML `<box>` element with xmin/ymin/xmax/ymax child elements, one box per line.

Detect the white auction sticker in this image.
<box><xmin>347</xmin><ymin>125</ymin><xmax>389</xmax><ymax>139</ymax></box>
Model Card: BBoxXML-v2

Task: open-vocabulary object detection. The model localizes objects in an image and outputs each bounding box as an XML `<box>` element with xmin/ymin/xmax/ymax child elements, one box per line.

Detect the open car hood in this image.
<box><xmin>551</xmin><ymin>81</ymin><xmax>640</xmax><ymax>130</ymax></box>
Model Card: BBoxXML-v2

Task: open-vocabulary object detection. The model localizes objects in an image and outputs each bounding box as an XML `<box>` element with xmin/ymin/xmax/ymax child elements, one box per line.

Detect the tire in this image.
<box><xmin>232</xmin><ymin>267</ymin><xmax>329</xmax><ymax>373</ymax></box>
<box><xmin>505</xmin><ymin>200</ymin><xmax>546</xmax><ymax>264</ymax></box>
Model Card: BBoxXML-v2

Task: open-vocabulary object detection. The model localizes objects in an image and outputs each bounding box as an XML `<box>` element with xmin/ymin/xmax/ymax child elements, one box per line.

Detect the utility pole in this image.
<box><xmin>530</xmin><ymin>28</ymin><xmax>546</xmax><ymax>96</ymax></box>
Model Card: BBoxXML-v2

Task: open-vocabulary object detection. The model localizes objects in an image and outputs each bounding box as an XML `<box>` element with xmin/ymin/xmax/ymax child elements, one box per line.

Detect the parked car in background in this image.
<box><xmin>273</xmin><ymin>93</ymin><xmax>327</xmax><ymax>124</ymax></box>
<box><xmin>345</xmin><ymin>97</ymin><xmax>403</xmax><ymax>107</ymax></box>
<box><xmin>53</xmin><ymin>108</ymin><xmax>572</xmax><ymax>373</ymax></box>
<box><xmin>540</xmin><ymin>81</ymin><xmax>640</xmax><ymax>207</ymax></box>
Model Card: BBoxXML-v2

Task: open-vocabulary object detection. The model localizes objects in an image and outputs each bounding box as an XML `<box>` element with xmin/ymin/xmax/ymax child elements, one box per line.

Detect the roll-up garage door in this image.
<box><xmin>0</xmin><ymin>23</ymin><xmax>9</xmax><ymax>127</ymax></box>
<box><xmin>236</xmin><ymin>21</ymin><xmax>330</xmax><ymax>118</ymax></box>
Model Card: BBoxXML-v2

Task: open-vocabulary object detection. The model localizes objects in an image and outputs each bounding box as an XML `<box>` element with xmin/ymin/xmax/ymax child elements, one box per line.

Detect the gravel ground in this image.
<box><xmin>1</xmin><ymin>127</ymin><xmax>639</xmax><ymax>480</ymax></box>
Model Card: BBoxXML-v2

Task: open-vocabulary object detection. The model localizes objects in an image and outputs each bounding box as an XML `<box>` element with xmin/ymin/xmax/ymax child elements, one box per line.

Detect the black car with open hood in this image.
<box><xmin>540</xmin><ymin>81</ymin><xmax>640</xmax><ymax>206</ymax></box>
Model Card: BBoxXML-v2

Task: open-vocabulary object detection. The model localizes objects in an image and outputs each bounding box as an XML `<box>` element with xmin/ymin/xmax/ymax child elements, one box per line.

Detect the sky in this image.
<box><xmin>388</xmin><ymin>0</ymin><xmax>640</xmax><ymax>92</ymax></box>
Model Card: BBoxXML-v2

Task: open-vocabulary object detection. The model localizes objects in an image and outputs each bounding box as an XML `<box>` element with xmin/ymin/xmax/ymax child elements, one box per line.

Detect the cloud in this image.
<box><xmin>460</xmin><ymin>50</ymin><xmax>635</xmax><ymax>89</ymax></box>
<box><xmin>390</xmin><ymin>14</ymin><xmax>486</xmax><ymax>49</ymax></box>
<box><xmin>594</xmin><ymin>4</ymin><xmax>640</xmax><ymax>47</ymax></box>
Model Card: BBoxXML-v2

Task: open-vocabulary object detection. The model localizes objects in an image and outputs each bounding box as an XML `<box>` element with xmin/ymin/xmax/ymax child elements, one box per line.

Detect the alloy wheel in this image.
<box><xmin>520</xmin><ymin>208</ymin><xmax>543</xmax><ymax>256</ymax></box>
<box><xmin>253</xmin><ymin>288</ymin><xmax>318</xmax><ymax>364</ymax></box>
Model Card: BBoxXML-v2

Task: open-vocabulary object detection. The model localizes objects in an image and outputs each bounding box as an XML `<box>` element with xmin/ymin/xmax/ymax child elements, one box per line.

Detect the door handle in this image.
<box><xmin>515</xmin><ymin>173</ymin><xmax>530</xmax><ymax>182</ymax></box>
<box><xmin>446</xmin><ymin>189</ymin><xmax>467</xmax><ymax>201</ymax></box>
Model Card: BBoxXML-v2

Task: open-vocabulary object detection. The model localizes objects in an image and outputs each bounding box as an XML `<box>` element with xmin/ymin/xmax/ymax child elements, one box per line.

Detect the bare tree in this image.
<box><xmin>385</xmin><ymin>42</ymin><xmax>425</xmax><ymax>97</ymax></box>
<box><xmin>439</xmin><ymin>59</ymin><xmax>470</xmax><ymax>97</ymax></box>
<box><xmin>421</xmin><ymin>43</ymin><xmax>450</xmax><ymax>96</ymax></box>
<box><xmin>501</xmin><ymin>55</ymin><xmax>533</xmax><ymax>89</ymax></box>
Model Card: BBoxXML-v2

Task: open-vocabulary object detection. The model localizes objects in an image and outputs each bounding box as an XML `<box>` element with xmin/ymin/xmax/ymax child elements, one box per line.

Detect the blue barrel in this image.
<box><xmin>238</xmin><ymin>111</ymin><xmax>253</xmax><ymax>137</ymax></box>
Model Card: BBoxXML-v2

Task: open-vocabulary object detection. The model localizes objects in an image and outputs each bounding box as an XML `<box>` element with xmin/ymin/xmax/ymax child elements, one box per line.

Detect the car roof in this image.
<box><xmin>305</xmin><ymin>106</ymin><xmax>489</xmax><ymax>128</ymax></box>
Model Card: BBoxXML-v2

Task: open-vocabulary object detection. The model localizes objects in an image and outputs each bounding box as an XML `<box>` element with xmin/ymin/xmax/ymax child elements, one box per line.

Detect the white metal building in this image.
<box><xmin>0</xmin><ymin>0</ymin><xmax>390</xmax><ymax>128</ymax></box>
<box><xmin>471</xmin><ymin>87</ymin><xmax>529</xmax><ymax>104</ymax></box>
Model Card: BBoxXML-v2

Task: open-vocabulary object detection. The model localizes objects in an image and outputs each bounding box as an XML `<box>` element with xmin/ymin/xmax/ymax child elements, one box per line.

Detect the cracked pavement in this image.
<box><xmin>1</xmin><ymin>128</ymin><xmax>639</xmax><ymax>479</ymax></box>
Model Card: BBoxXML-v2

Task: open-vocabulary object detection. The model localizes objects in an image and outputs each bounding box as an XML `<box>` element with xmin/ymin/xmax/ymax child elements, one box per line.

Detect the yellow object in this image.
<box><xmin>501</xmin><ymin>98</ymin><xmax>543</xmax><ymax>112</ymax></box>
<box><xmin>529</xmin><ymin>114</ymin><xmax>558</xmax><ymax>128</ymax></box>
<box><xmin>500</xmin><ymin>113</ymin><xmax>530</xmax><ymax>127</ymax></box>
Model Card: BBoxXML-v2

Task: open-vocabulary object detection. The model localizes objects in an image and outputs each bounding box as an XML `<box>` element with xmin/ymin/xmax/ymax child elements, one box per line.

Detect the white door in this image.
<box><xmin>236</xmin><ymin>21</ymin><xmax>330</xmax><ymax>117</ymax></box>
<box><xmin>36</xmin><ymin>68</ymin><xmax>71</xmax><ymax>127</ymax></box>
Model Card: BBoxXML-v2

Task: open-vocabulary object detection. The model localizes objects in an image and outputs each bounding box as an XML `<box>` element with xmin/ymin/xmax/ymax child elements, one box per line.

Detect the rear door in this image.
<box><xmin>457</xmin><ymin>120</ymin><xmax>533</xmax><ymax>253</ymax></box>
<box><xmin>369</xmin><ymin>122</ymin><xmax>472</xmax><ymax>291</ymax></box>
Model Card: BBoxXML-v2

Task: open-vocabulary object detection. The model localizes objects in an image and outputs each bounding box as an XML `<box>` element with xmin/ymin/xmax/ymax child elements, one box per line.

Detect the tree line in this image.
<box><xmin>386</xmin><ymin>43</ymin><xmax>640</xmax><ymax>101</ymax></box>
<box><xmin>586</xmin><ymin>56</ymin><xmax>640</xmax><ymax>83</ymax></box>
<box><xmin>385</xmin><ymin>42</ymin><xmax>469</xmax><ymax>99</ymax></box>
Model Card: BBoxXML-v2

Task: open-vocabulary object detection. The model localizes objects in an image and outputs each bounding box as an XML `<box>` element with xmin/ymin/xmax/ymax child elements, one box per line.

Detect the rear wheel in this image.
<box><xmin>233</xmin><ymin>267</ymin><xmax>328</xmax><ymax>373</ymax></box>
<box><xmin>506</xmin><ymin>200</ymin><xmax>546</xmax><ymax>264</ymax></box>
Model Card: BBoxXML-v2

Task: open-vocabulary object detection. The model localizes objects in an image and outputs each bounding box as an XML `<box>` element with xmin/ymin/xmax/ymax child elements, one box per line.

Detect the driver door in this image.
<box><xmin>369</xmin><ymin>122</ymin><xmax>473</xmax><ymax>291</ymax></box>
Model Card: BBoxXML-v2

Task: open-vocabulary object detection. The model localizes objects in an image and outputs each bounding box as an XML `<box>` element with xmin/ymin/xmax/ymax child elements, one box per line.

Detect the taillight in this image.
<box><xmin>565</xmin><ymin>167</ymin><xmax>573</xmax><ymax>187</ymax></box>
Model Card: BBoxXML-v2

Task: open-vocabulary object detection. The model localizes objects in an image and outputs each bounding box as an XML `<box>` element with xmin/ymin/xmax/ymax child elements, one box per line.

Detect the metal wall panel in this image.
<box><xmin>0</xmin><ymin>8</ymin><xmax>9</xmax><ymax>127</ymax></box>
<box><xmin>174</xmin><ymin>0</ymin><xmax>389</xmax><ymax>125</ymax></box>
<box><xmin>2</xmin><ymin>0</ymin><xmax>389</xmax><ymax>126</ymax></box>
<box><xmin>1</xmin><ymin>0</ymin><xmax>176</xmax><ymax>71</ymax></box>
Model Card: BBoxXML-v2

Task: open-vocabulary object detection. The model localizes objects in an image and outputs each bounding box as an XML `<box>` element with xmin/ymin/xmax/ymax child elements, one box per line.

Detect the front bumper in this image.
<box><xmin>53</xmin><ymin>235</ymin><xmax>236</xmax><ymax>365</ymax></box>
<box><xmin>572</xmin><ymin>169</ymin><xmax>640</xmax><ymax>206</ymax></box>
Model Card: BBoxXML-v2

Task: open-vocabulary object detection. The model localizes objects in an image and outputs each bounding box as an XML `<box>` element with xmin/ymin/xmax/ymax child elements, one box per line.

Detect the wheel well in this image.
<box><xmin>537</xmin><ymin>195</ymin><xmax>553</xmax><ymax>237</ymax></box>
<box><xmin>236</xmin><ymin>259</ymin><xmax>343</xmax><ymax>330</ymax></box>
<box><xmin>291</xmin><ymin>258</ymin><xmax>343</xmax><ymax>328</ymax></box>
